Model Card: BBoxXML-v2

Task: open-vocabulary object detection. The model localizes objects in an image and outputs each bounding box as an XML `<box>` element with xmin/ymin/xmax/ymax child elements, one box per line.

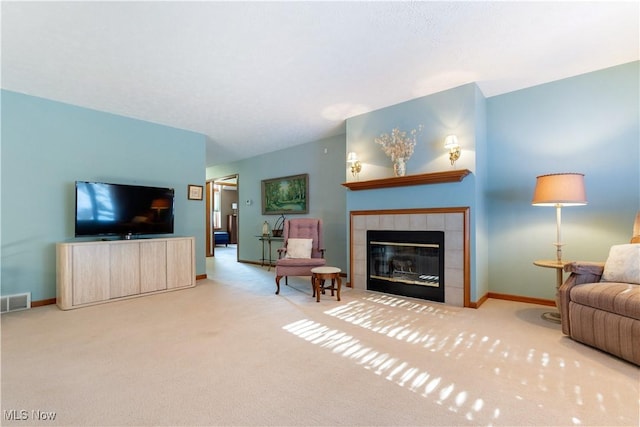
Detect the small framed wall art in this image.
<box><xmin>187</xmin><ymin>184</ymin><xmax>203</xmax><ymax>200</ymax></box>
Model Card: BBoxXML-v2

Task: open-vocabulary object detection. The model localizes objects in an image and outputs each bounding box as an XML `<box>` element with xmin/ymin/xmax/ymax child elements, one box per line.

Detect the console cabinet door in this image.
<box><xmin>72</xmin><ymin>244</ymin><xmax>110</xmax><ymax>305</ymax></box>
<box><xmin>167</xmin><ymin>239</ymin><xmax>193</xmax><ymax>289</ymax></box>
<box><xmin>110</xmin><ymin>243</ymin><xmax>141</xmax><ymax>298</ymax></box>
<box><xmin>140</xmin><ymin>240</ymin><xmax>167</xmax><ymax>293</ymax></box>
<box><xmin>58</xmin><ymin>237</ymin><xmax>195</xmax><ymax>310</ymax></box>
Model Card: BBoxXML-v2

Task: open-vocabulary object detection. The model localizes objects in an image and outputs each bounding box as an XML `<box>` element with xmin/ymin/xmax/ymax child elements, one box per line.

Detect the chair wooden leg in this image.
<box><xmin>275</xmin><ymin>276</ymin><xmax>282</xmax><ymax>295</ymax></box>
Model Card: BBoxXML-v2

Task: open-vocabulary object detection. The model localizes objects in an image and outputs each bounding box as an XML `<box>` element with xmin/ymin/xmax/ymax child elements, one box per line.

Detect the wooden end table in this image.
<box><xmin>533</xmin><ymin>259</ymin><xmax>571</xmax><ymax>323</ymax></box>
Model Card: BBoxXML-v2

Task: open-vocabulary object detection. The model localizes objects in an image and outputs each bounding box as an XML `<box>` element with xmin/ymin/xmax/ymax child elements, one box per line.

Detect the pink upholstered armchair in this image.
<box><xmin>275</xmin><ymin>218</ymin><xmax>326</xmax><ymax>295</ymax></box>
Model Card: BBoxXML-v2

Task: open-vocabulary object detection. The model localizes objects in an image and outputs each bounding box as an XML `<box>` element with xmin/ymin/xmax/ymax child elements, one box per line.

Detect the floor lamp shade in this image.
<box><xmin>532</xmin><ymin>173</ymin><xmax>587</xmax><ymax>262</ymax></box>
<box><xmin>532</xmin><ymin>173</ymin><xmax>587</xmax><ymax>206</ymax></box>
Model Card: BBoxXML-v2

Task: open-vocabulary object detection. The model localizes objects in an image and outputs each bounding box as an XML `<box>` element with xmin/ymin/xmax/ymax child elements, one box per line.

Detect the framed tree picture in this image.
<box><xmin>261</xmin><ymin>173</ymin><xmax>308</xmax><ymax>215</ymax></box>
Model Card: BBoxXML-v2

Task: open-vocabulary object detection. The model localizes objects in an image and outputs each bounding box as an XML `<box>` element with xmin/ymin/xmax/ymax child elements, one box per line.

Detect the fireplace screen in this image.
<box><xmin>367</xmin><ymin>230</ymin><xmax>444</xmax><ymax>302</ymax></box>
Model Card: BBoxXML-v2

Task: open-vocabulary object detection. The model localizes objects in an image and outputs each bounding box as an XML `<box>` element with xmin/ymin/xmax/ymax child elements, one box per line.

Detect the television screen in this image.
<box><xmin>75</xmin><ymin>181</ymin><xmax>175</xmax><ymax>238</ymax></box>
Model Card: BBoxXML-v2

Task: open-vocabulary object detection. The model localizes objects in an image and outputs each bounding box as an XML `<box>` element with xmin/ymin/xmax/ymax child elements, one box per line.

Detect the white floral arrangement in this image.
<box><xmin>374</xmin><ymin>125</ymin><xmax>423</xmax><ymax>161</ymax></box>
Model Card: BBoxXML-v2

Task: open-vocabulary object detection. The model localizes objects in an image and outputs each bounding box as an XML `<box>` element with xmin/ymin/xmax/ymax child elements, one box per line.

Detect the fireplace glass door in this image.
<box><xmin>367</xmin><ymin>230</ymin><xmax>444</xmax><ymax>302</ymax></box>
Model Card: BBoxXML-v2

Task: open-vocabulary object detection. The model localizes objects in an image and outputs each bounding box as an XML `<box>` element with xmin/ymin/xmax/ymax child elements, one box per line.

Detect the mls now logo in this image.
<box><xmin>4</xmin><ymin>410</ymin><xmax>28</xmax><ymax>421</ymax></box>
<box><xmin>4</xmin><ymin>409</ymin><xmax>57</xmax><ymax>421</ymax></box>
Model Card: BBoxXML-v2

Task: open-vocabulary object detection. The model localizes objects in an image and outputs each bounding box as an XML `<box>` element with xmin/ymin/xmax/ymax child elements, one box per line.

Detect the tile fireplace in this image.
<box><xmin>350</xmin><ymin>208</ymin><xmax>469</xmax><ymax>307</ymax></box>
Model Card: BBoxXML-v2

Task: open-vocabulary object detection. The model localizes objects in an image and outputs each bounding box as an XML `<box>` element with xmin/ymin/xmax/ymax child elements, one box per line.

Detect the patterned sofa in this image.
<box><xmin>558</xmin><ymin>213</ymin><xmax>640</xmax><ymax>366</ymax></box>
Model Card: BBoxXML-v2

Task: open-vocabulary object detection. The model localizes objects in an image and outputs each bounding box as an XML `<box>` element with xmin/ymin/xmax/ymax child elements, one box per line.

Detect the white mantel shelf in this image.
<box><xmin>342</xmin><ymin>169</ymin><xmax>471</xmax><ymax>191</ymax></box>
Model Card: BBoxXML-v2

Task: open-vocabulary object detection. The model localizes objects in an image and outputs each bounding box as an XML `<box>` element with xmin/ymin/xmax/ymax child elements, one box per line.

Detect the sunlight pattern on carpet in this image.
<box><xmin>283</xmin><ymin>293</ymin><xmax>636</xmax><ymax>426</ymax></box>
<box><xmin>282</xmin><ymin>318</ymin><xmax>497</xmax><ymax>424</ymax></box>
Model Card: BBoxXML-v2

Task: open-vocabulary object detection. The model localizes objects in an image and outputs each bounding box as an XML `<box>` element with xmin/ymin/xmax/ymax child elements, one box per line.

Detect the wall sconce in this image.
<box><xmin>231</xmin><ymin>202</ymin><xmax>238</xmax><ymax>216</ymax></box>
<box><xmin>347</xmin><ymin>152</ymin><xmax>362</xmax><ymax>178</ymax></box>
<box><xmin>444</xmin><ymin>135</ymin><xmax>461</xmax><ymax>166</ymax></box>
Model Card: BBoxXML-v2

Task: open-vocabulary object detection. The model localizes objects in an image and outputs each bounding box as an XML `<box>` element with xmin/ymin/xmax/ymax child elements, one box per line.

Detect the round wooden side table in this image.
<box><xmin>311</xmin><ymin>266</ymin><xmax>342</xmax><ymax>303</ymax></box>
<box><xmin>533</xmin><ymin>259</ymin><xmax>571</xmax><ymax>323</ymax></box>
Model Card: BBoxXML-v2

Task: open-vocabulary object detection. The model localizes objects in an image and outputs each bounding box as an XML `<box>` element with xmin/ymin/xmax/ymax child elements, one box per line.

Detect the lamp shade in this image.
<box><xmin>347</xmin><ymin>152</ymin><xmax>358</xmax><ymax>164</ymax></box>
<box><xmin>444</xmin><ymin>135</ymin><xmax>459</xmax><ymax>149</ymax></box>
<box><xmin>532</xmin><ymin>173</ymin><xmax>587</xmax><ymax>206</ymax></box>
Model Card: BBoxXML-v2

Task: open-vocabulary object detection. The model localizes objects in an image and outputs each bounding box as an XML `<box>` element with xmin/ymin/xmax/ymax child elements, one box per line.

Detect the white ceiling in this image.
<box><xmin>2</xmin><ymin>1</ymin><xmax>638</xmax><ymax>167</ymax></box>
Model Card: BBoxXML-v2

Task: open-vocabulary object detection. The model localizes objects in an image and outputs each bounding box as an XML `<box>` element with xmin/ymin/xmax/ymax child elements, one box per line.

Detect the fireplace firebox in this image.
<box><xmin>367</xmin><ymin>230</ymin><xmax>444</xmax><ymax>302</ymax></box>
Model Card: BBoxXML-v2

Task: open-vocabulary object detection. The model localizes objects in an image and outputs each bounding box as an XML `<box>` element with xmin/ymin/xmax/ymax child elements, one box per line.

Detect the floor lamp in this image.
<box><xmin>532</xmin><ymin>173</ymin><xmax>587</xmax><ymax>323</ymax></box>
<box><xmin>532</xmin><ymin>173</ymin><xmax>587</xmax><ymax>262</ymax></box>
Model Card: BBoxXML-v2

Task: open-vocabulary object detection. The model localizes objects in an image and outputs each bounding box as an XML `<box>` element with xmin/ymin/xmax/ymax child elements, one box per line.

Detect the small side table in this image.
<box><xmin>533</xmin><ymin>259</ymin><xmax>571</xmax><ymax>323</ymax></box>
<box><xmin>257</xmin><ymin>235</ymin><xmax>284</xmax><ymax>271</ymax></box>
<box><xmin>311</xmin><ymin>266</ymin><xmax>342</xmax><ymax>303</ymax></box>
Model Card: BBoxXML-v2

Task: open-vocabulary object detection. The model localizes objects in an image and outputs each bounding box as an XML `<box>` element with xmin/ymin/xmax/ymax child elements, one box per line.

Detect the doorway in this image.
<box><xmin>206</xmin><ymin>174</ymin><xmax>239</xmax><ymax>260</ymax></box>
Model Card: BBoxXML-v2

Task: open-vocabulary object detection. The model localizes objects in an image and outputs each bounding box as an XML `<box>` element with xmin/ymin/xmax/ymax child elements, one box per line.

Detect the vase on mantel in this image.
<box><xmin>393</xmin><ymin>158</ymin><xmax>407</xmax><ymax>177</ymax></box>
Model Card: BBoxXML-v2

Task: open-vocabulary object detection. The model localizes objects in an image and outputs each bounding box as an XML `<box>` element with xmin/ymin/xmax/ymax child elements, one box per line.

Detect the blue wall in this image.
<box><xmin>344</xmin><ymin>62</ymin><xmax>638</xmax><ymax>303</ymax></box>
<box><xmin>486</xmin><ymin>61</ymin><xmax>640</xmax><ymax>299</ymax></box>
<box><xmin>3</xmin><ymin>61</ymin><xmax>637</xmax><ymax>305</ymax></box>
<box><xmin>347</xmin><ymin>83</ymin><xmax>481</xmax><ymax>177</ymax></box>
<box><xmin>1</xmin><ymin>90</ymin><xmax>207</xmax><ymax>301</ymax></box>
<box><xmin>346</xmin><ymin>83</ymin><xmax>489</xmax><ymax>302</ymax></box>
<box><xmin>207</xmin><ymin>134</ymin><xmax>348</xmax><ymax>271</ymax></box>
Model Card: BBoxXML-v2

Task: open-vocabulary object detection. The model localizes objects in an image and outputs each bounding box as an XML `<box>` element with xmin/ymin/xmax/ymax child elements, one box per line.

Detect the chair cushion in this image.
<box><xmin>285</xmin><ymin>238</ymin><xmax>313</xmax><ymax>259</ymax></box>
<box><xmin>602</xmin><ymin>244</ymin><xmax>640</xmax><ymax>285</ymax></box>
<box><xmin>276</xmin><ymin>257</ymin><xmax>326</xmax><ymax>267</ymax></box>
<box><xmin>570</xmin><ymin>282</ymin><xmax>640</xmax><ymax>321</ymax></box>
<box><xmin>275</xmin><ymin>257</ymin><xmax>327</xmax><ymax>277</ymax></box>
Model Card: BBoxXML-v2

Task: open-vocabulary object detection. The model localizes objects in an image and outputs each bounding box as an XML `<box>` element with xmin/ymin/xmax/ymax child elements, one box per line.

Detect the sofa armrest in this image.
<box><xmin>558</xmin><ymin>261</ymin><xmax>605</xmax><ymax>335</ymax></box>
<box><xmin>563</xmin><ymin>261</ymin><xmax>605</xmax><ymax>278</ymax></box>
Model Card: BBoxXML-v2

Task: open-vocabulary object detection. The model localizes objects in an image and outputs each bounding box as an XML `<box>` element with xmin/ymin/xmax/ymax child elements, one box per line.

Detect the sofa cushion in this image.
<box><xmin>601</xmin><ymin>244</ymin><xmax>640</xmax><ymax>285</ymax></box>
<box><xmin>570</xmin><ymin>282</ymin><xmax>640</xmax><ymax>321</ymax></box>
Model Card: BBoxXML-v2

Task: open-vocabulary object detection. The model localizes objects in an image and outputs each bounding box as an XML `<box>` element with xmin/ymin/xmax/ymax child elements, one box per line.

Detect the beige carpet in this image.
<box><xmin>1</xmin><ymin>245</ymin><xmax>638</xmax><ymax>426</ymax></box>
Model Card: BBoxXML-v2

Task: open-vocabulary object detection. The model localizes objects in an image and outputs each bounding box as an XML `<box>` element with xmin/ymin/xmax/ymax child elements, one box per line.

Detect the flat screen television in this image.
<box><xmin>75</xmin><ymin>181</ymin><xmax>175</xmax><ymax>238</ymax></box>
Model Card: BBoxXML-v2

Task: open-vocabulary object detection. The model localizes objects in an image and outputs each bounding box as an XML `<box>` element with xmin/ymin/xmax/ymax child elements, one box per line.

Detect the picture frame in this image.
<box><xmin>187</xmin><ymin>184</ymin><xmax>203</xmax><ymax>200</ymax></box>
<box><xmin>261</xmin><ymin>173</ymin><xmax>309</xmax><ymax>215</ymax></box>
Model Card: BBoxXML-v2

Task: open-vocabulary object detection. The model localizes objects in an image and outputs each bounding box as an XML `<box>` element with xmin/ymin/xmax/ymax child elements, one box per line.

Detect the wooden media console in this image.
<box><xmin>56</xmin><ymin>236</ymin><xmax>195</xmax><ymax>310</ymax></box>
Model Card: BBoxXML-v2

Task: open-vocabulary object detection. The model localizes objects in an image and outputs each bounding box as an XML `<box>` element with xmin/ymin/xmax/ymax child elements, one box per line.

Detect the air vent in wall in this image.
<box><xmin>0</xmin><ymin>293</ymin><xmax>31</xmax><ymax>313</ymax></box>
